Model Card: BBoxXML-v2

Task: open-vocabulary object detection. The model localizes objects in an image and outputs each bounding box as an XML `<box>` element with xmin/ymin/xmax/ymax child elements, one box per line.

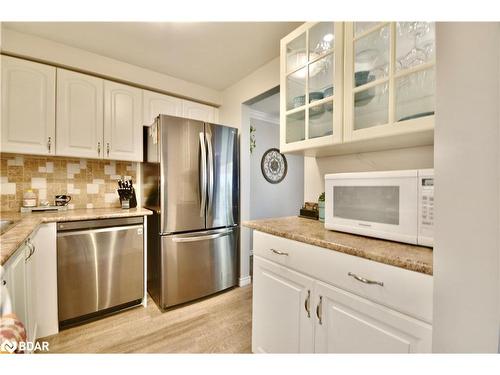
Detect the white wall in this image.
<box><xmin>250</xmin><ymin>117</ymin><xmax>304</xmax><ymax>220</ymax></box>
<box><xmin>303</xmin><ymin>146</ymin><xmax>433</xmax><ymax>202</ymax></box>
<box><xmin>432</xmin><ymin>22</ymin><xmax>500</xmax><ymax>353</ymax></box>
<box><xmin>219</xmin><ymin>57</ymin><xmax>280</xmax><ymax>284</ymax></box>
<box><xmin>0</xmin><ymin>28</ymin><xmax>221</xmax><ymax>106</ymax></box>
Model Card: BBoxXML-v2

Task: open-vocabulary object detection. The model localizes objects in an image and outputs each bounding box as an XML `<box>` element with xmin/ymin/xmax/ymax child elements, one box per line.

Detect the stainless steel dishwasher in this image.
<box><xmin>57</xmin><ymin>217</ymin><xmax>144</xmax><ymax>327</ymax></box>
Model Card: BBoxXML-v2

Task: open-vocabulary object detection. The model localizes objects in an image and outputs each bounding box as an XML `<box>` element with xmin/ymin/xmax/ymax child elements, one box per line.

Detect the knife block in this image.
<box><xmin>117</xmin><ymin>188</ymin><xmax>137</xmax><ymax>209</ymax></box>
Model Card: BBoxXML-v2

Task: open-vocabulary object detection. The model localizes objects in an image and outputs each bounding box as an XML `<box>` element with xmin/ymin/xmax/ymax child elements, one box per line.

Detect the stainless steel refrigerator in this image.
<box><xmin>143</xmin><ymin>115</ymin><xmax>239</xmax><ymax>310</ymax></box>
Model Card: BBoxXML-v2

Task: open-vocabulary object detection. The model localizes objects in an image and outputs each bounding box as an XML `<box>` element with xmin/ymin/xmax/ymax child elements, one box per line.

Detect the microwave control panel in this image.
<box><xmin>418</xmin><ymin>170</ymin><xmax>434</xmax><ymax>246</ymax></box>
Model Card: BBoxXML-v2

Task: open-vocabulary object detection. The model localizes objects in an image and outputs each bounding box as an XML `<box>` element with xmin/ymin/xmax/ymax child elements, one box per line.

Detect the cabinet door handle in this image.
<box><xmin>97</xmin><ymin>142</ymin><xmax>101</xmax><ymax>156</ymax></box>
<box><xmin>270</xmin><ymin>248</ymin><xmax>289</xmax><ymax>256</ymax></box>
<box><xmin>47</xmin><ymin>137</ymin><xmax>52</xmax><ymax>152</ymax></box>
<box><xmin>2</xmin><ymin>280</ymin><xmax>6</xmax><ymax>286</ymax></box>
<box><xmin>304</xmin><ymin>290</ymin><xmax>311</xmax><ymax>318</ymax></box>
<box><xmin>106</xmin><ymin>143</ymin><xmax>110</xmax><ymax>157</ymax></box>
<box><xmin>316</xmin><ymin>295</ymin><xmax>323</xmax><ymax>325</ymax></box>
<box><xmin>25</xmin><ymin>239</ymin><xmax>35</xmax><ymax>262</ymax></box>
<box><xmin>348</xmin><ymin>272</ymin><xmax>384</xmax><ymax>287</ymax></box>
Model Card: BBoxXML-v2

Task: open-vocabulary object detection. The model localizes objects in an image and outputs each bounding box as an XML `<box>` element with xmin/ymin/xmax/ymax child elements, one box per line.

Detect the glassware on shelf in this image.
<box><xmin>286</xmin><ymin>67</ymin><xmax>306</xmax><ymax>110</ymax></box>
<box><xmin>286</xmin><ymin>33</ymin><xmax>307</xmax><ymax>72</ymax></box>
<box><xmin>354</xmin><ymin>25</ymin><xmax>390</xmax><ymax>82</ymax></box>
<box><xmin>309</xmin><ymin>22</ymin><xmax>334</xmax><ymax>59</ymax></box>
<box><xmin>354</xmin><ymin>82</ymin><xmax>389</xmax><ymax>130</ymax></box>
<box><xmin>309</xmin><ymin>102</ymin><xmax>333</xmax><ymax>139</ymax></box>
<box><xmin>286</xmin><ymin>111</ymin><xmax>306</xmax><ymax>143</ymax></box>
<box><xmin>396</xmin><ymin>22</ymin><xmax>435</xmax><ymax>71</ymax></box>
<box><xmin>396</xmin><ymin>67</ymin><xmax>435</xmax><ymax>122</ymax></box>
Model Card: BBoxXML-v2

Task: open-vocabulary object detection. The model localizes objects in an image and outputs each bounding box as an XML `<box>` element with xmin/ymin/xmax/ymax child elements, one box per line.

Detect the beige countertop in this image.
<box><xmin>0</xmin><ymin>207</ymin><xmax>152</xmax><ymax>266</ymax></box>
<box><xmin>243</xmin><ymin>216</ymin><xmax>433</xmax><ymax>275</ymax></box>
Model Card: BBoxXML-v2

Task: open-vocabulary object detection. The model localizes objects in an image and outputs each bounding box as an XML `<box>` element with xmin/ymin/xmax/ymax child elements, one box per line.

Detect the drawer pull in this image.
<box><xmin>348</xmin><ymin>272</ymin><xmax>384</xmax><ymax>287</ymax></box>
<box><xmin>304</xmin><ymin>290</ymin><xmax>311</xmax><ymax>318</ymax></box>
<box><xmin>270</xmin><ymin>248</ymin><xmax>289</xmax><ymax>256</ymax></box>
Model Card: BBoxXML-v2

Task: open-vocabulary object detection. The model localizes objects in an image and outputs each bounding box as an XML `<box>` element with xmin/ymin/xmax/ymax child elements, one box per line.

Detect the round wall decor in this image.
<box><xmin>261</xmin><ymin>148</ymin><xmax>288</xmax><ymax>184</ymax></box>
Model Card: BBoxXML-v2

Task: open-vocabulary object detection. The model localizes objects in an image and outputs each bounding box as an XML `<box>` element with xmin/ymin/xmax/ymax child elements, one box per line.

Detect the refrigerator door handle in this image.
<box><xmin>206</xmin><ymin>131</ymin><xmax>214</xmax><ymax>213</ymax></box>
<box><xmin>199</xmin><ymin>132</ymin><xmax>207</xmax><ymax>217</ymax></box>
<box><xmin>171</xmin><ymin>228</ymin><xmax>233</xmax><ymax>243</ymax></box>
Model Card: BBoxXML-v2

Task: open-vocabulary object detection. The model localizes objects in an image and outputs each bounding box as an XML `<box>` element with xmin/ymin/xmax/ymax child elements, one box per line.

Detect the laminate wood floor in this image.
<box><xmin>41</xmin><ymin>285</ymin><xmax>252</xmax><ymax>353</ymax></box>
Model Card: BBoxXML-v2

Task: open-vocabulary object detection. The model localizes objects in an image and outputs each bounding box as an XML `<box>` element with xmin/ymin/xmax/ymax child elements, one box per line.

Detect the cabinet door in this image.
<box><xmin>3</xmin><ymin>244</ymin><xmax>29</xmax><ymax>334</ymax></box>
<box><xmin>25</xmin><ymin>238</ymin><xmax>38</xmax><ymax>343</ymax></box>
<box><xmin>104</xmin><ymin>80</ymin><xmax>143</xmax><ymax>161</ymax></box>
<box><xmin>142</xmin><ymin>89</ymin><xmax>182</xmax><ymax>125</ymax></box>
<box><xmin>252</xmin><ymin>256</ymin><xmax>315</xmax><ymax>353</ymax></box>
<box><xmin>314</xmin><ymin>280</ymin><xmax>432</xmax><ymax>353</ymax></box>
<box><xmin>1</xmin><ymin>56</ymin><xmax>56</xmax><ymax>155</ymax></box>
<box><xmin>56</xmin><ymin>69</ymin><xmax>104</xmax><ymax>158</ymax></box>
<box><xmin>280</xmin><ymin>22</ymin><xmax>344</xmax><ymax>153</ymax></box>
<box><xmin>31</xmin><ymin>223</ymin><xmax>58</xmax><ymax>339</ymax></box>
<box><xmin>344</xmin><ymin>22</ymin><xmax>435</xmax><ymax>142</ymax></box>
<box><xmin>181</xmin><ymin>99</ymin><xmax>218</xmax><ymax>123</ymax></box>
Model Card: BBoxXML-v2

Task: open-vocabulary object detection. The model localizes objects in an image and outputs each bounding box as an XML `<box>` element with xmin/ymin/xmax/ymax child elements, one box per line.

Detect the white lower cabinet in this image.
<box><xmin>252</xmin><ymin>257</ymin><xmax>314</xmax><ymax>353</ymax></box>
<box><xmin>313</xmin><ymin>280</ymin><xmax>432</xmax><ymax>353</ymax></box>
<box><xmin>252</xmin><ymin>231</ymin><xmax>433</xmax><ymax>353</ymax></box>
<box><xmin>1</xmin><ymin>223</ymin><xmax>58</xmax><ymax>350</ymax></box>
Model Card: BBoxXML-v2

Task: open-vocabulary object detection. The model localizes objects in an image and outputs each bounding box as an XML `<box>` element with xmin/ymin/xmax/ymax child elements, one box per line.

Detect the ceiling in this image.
<box><xmin>3</xmin><ymin>22</ymin><xmax>301</xmax><ymax>91</ymax></box>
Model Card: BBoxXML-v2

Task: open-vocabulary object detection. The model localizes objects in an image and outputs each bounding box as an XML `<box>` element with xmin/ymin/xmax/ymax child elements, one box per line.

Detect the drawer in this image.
<box><xmin>253</xmin><ymin>231</ymin><xmax>433</xmax><ymax>323</ymax></box>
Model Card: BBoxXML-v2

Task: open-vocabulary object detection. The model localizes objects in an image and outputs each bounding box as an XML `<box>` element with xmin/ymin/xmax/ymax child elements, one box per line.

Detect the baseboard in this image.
<box><xmin>239</xmin><ymin>275</ymin><xmax>252</xmax><ymax>287</ymax></box>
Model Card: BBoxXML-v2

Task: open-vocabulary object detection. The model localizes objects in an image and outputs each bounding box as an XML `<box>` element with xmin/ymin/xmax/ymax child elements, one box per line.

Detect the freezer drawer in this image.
<box><xmin>160</xmin><ymin>227</ymin><xmax>238</xmax><ymax>308</ymax></box>
<box><xmin>57</xmin><ymin>218</ymin><xmax>144</xmax><ymax>324</ymax></box>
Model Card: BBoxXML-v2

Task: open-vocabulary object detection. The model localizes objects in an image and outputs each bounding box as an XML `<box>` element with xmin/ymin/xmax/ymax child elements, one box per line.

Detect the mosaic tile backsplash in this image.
<box><xmin>0</xmin><ymin>153</ymin><xmax>137</xmax><ymax>212</ymax></box>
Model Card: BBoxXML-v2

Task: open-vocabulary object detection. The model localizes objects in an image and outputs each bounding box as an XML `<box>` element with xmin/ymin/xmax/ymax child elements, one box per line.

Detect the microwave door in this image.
<box><xmin>325</xmin><ymin>173</ymin><xmax>418</xmax><ymax>244</ymax></box>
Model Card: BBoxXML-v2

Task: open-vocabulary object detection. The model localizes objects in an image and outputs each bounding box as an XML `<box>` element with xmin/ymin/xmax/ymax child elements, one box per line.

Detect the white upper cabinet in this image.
<box><xmin>280</xmin><ymin>22</ymin><xmax>344</xmax><ymax>153</ymax></box>
<box><xmin>344</xmin><ymin>22</ymin><xmax>435</xmax><ymax>142</ymax></box>
<box><xmin>56</xmin><ymin>69</ymin><xmax>104</xmax><ymax>158</ymax></box>
<box><xmin>181</xmin><ymin>99</ymin><xmax>219</xmax><ymax>123</ymax></box>
<box><xmin>104</xmin><ymin>81</ymin><xmax>143</xmax><ymax>162</ymax></box>
<box><xmin>142</xmin><ymin>89</ymin><xmax>182</xmax><ymax>126</ymax></box>
<box><xmin>1</xmin><ymin>56</ymin><xmax>56</xmax><ymax>155</ymax></box>
<box><xmin>279</xmin><ymin>22</ymin><xmax>435</xmax><ymax>156</ymax></box>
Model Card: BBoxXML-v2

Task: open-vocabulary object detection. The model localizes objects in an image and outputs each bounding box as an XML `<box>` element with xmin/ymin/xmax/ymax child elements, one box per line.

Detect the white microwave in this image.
<box><xmin>324</xmin><ymin>169</ymin><xmax>434</xmax><ymax>247</ymax></box>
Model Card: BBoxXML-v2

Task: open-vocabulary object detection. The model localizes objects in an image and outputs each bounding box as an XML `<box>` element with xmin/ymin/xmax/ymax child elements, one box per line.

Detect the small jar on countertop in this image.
<box><xmin>23</xmin><ymin>189</ymin><xmax>37</xmax><ymax>207</ymax></box>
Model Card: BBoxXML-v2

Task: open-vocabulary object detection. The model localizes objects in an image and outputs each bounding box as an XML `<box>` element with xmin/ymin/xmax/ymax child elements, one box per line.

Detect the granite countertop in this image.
<box><xmin>243</xmin><ymin>216</ymin><xmax>433</xmax><ymax>275</ymax></box>
<box><xmin>0</xmin><ymin>207</ymin><xmax>152</xmax><ymax>266</ymax></box>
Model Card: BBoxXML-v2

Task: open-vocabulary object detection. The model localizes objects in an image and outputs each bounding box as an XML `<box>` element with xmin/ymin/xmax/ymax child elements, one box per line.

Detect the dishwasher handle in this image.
<box><xmin>57</xmin><ymin>224</ymin><xmax>143</xmax><ymax>238</ymax></box>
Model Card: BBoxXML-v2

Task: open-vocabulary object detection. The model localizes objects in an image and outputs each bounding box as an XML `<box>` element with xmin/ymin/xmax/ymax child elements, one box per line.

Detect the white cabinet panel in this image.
<box><xmin>314</xmin><ymin>280</ymin><xmax>432</xmax><ymax>353</ymax></box>
<box><xmin>3</xmin><ymin>243</ymin><xmax>29</xmax><ymax>338</ymax></box>
<box><xmin>104</xmin><ymin>81</ymin><xmax>143</xmax><ymax>161</ymax></box>
<box><xmin>142</xmin><ymin>90</ymin><xmax>182</xmax><ymax>125</ymax></box>
<box><xmin>56</xmin><ymin>69</ymin><xmax>104</xmax><ymax>158</ymax></box>
<box><xmin>252</xmin><ymin>256</ymin><xmax>314</xmax><ymax>353</ymax></box>
<box><xmin>181</xmin><ymin>99</ymin><xmax>218</xmax><ymax>123</ymax></box>
<box><xmin>25</xmin><ymin>237</ymin><xmax>37</xmax><ymax>343</ymax></box>
<box><xmin>31</xmin><ymin>223</ymin><xmax>58</xmax><ymax>338</ymax></box>
<box><xmin>1</xmin><ymin>56</ymin><xmax>56</xmax><ymax>155</ymax></box>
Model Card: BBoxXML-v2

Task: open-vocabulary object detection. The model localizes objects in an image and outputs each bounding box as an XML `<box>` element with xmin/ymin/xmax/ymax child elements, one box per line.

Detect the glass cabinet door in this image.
<box><xmin>345</xmin><ymin>22</ymin><xmax>435</xmax><ymax>140</ymax></box>
<box><xmin>281</xmin><ymin>22</ymin><xmax>343</xmax><ymax>151</ymax></box>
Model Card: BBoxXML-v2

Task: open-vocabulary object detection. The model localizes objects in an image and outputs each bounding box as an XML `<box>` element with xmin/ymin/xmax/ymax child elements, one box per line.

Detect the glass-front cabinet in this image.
<box><xmin>279</xmin><ymin>22</ymin><xmax>435</xmax><ymax>156</ymax></box>
<box><xmin>280</xmin><ymin>22</ymin><xmax>344</xmax><ymax>153</ymax></box>
<box><xmin>344</xmin><ymin>22</ymin><xmax>435</xmax><ymax>142</ymax></box>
